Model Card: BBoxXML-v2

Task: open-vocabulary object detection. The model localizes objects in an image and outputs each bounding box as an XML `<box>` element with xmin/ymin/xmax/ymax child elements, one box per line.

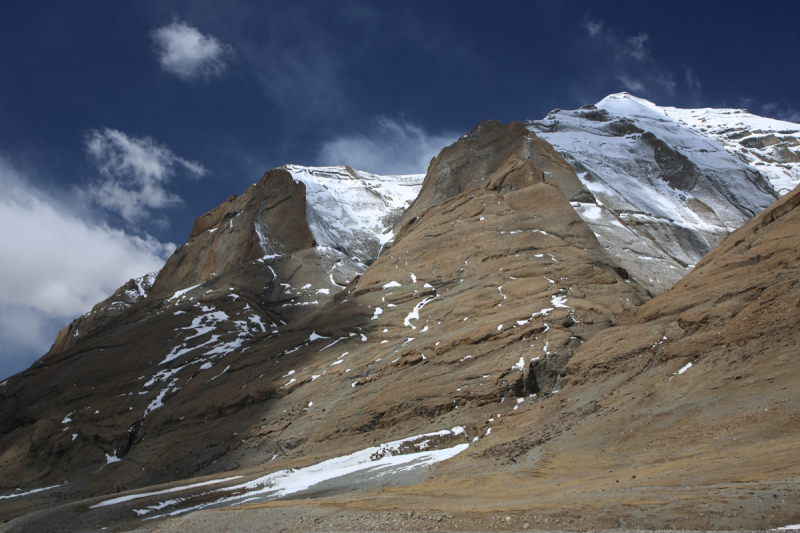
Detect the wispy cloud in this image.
<box><xmin>579</xmin><ymin>14</ymin><xmax>684</xmax><ymax>99</ymax></box>
<box><xmin>582</xmin><ymin>19</ymin><xmax>603</xmax><ymax>37</ymax></box>
<box><xmin>235</xmin><ymin>8</ymin><xmax>348</xmax><ymax>118</ymax></box>
<box><xmin>616</xmin><ymin>74</ymin><xmax>646</xmax><ymax>94</ymax></box>
<box><xmin>317</xmin><ymin>117</ymin><xmax>458</xmax><ymax>175</ymax></box>
<box><xmin>0</xmin><ymin>158</ymin><xmax>175</xmax><ymax>379</ymax></box>
<box><xmin>582</xmin><ymin>15</ymin><xmax>651</xmax><ymax>63</ymax></box>
<box><xmin>762</xmin><ymin>101</ymin><xmax>800</xmax><ymax>123</ymax></box>
<box><xmin>624</xmin><ymin>33</ymin><xmax>650</xmax><ymax>61</ymax></box>
<box><xmin>152</xmin><ymin>20</ymin><xmax>234</xmax><ymax>81</ymax></box>
<box><xmin>84</xmin><ymin>128</ymin><xmax>206</xmax><ymax>224</ymax></box>
<box><xmin>683</xmin><ymin>66</ymin><xmax>702</xmax><ymax>92</ymax></box>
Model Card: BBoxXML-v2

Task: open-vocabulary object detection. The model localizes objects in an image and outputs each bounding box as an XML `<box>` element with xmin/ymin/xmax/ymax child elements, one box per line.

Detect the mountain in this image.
<box><xmin>1</xmin><ymin>94</ymin><xmax>799</xmax><ymax>532</ymax></box>
<box><xmin>47</xmin><ymin>165</ymin><xmax>423</xmax><ymax>355</ymax></box>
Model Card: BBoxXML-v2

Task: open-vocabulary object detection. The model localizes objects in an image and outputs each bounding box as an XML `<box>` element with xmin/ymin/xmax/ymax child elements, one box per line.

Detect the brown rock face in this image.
<box><xmin>0</xmin><ymin>125</ymin><xmax>646</xmax><ymax>507</ymax></box>
<box><xmin>398</xmin><ymin>120</ymin><xmax>593</xmax><ymax>229</ymax></box>
<box><xmin>149</xmin><ymin>168</ymin><xmax>315</xmax><ymax>300</ymax></box>
<box><xmin>46</xmin><ymin>272</ymin><xmax>157</xmax><ymax>356</ymax></box>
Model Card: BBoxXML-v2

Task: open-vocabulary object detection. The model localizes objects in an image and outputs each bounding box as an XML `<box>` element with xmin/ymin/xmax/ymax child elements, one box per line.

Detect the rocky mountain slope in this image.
<box><xmin>123</xmin><ymin>157</ymin><xmax>800</xmax><ymax>533</ymax></box>
<box><xmin>46</xmin><ymin>166</ymin><xmax>423</xmax><ymax>355</ymax></box>
<box><xmin>1</xmin><ymin>94</ymin><xmax>799</xmax><ymax>532</ymax></box>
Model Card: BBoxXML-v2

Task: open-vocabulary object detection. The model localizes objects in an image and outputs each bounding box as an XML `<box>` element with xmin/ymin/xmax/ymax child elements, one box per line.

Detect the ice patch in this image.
<box><xmin>91</xmin><ymin>477</ymin><xmax>243</xmax><ymax>508</ymax></box>
<box><xmin>309</xmin><ymin>332</ymin><xmax>329</xmax><ymax>342</ymax></box>
<box><xmin>106</xmin><ymin>453</ymin><xmax>121</xmax><ymax>464</ymax></box>
<box><xmin>149</xmin><ymin>429</ymin><xmax>468</xmax><ymax>515</ymax></box>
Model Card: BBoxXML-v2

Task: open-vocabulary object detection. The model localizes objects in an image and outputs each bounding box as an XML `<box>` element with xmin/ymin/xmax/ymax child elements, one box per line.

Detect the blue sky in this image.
<box><xmin>1</xmin><ymin>0</ymin><xmax>798</xmax><ymax>380</ymax></box>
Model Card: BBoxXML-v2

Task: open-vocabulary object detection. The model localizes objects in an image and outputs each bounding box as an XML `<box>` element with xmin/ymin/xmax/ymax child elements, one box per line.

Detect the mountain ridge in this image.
<box><xmin>2</xmin><ymin>93</ymin><xmax>799</xmax><ymax>532</ymax></box>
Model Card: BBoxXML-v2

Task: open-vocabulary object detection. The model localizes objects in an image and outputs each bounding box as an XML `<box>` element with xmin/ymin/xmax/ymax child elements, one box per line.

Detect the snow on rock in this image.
<box><xmin>0</xmin><ymin>483</ymin><xmax>64</xmax><ymax>500</ymax></box>
<box><xmin>551</xmin><ymin>294</ymin><xmax>569</xmax><ymax>308</ymax></box>
<box><xmin>528</xmin><ymin>92</ymin><xmax>787</xmax><ymax>292</ymax></box>
<box><xmin>403</xmin><ymin>296</ymin><xmax>437</xmax><ymax>329</ymax></box>
<box><xmin>167</xmin><ymin>283</ymin><xmax>204</xmax><ymax>303</ymax></box>
<box><xmin>653</xmin><ymin>102</ymin><xmax>800</xmax><ymax>196</ymax></box>
<box><xmin>285</xmin><ymin>165</ymin><xmax>423</xmax><ymax>267</ymax></box>
<box><xmin>123</xmin><ymin>272</ymin><xmax>158</xmax><ymax>303</ymax></box>
<box><xmin>159</xmin><ymin>304</ymin><xmax>256</xmax><ymax>366</ymax></box>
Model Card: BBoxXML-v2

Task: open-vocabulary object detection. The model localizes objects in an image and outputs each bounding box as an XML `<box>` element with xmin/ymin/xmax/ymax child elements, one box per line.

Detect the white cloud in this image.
<box><xmin>84</xmin><ymin>128</ymin><xmax>206</xmax><ymax>224</ymax></box>
<box><xmin>0</xmin><ymin>159</ymin><xmax>175</xmax><ymax>379</ymax></box>
<box><xmin>317</xmin><ymin>117</ymin><xmax>457</xmax><ymax>175</ymax></box>
<box><xmin>151</xmin><ymin>20</ymin><xmax>234</xmax><ymax>81</ymax></box>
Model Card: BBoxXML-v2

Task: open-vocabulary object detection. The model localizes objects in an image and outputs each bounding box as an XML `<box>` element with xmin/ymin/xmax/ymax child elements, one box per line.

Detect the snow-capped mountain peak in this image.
<box><xmin>528</xmin><ymin>92</ymin><xmax>798</xmax><ymax>292</ymax></box>
<box><xmin>598</xmin><ymin>92</ymin><xmax>800</xmax><ymax>195</ymax></box>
